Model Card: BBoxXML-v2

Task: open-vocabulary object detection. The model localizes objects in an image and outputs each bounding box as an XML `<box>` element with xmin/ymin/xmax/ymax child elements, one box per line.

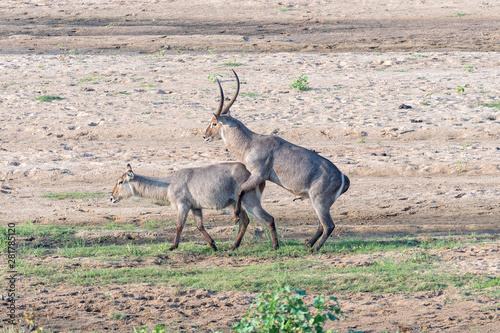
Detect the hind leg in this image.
<box><xmin>309</xmin><ymin>196</ymin><xmax>335</xmax><ymax>253</ymax></box>
<box><xmin>231</xmin><ymin>206</ymin><xmax>250</xmax><ymax>250</ymax></box>
<box><xmin>243</xmin><ymin>195</ymin><xmax>279</xmax><ymax>250</ymax></box>
<box><xmin>234</xmin><ymin>173</ymin><xmax>266</xmax><ymax>222</ymax></box>
<box><xmin>305</xmin><ymin>224</ymin><xmax>323</xmax><ymax>248</ymax></box>
<box><xmin>192</xmin><ymin>209</ymin><xmax>217</xmax><ymax>251</ymax></box>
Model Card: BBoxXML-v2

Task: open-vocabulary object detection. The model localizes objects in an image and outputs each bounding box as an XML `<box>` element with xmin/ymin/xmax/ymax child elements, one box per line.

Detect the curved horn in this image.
<box><xmin>221</xmin><ymin>69</ymin><xmax>240</xmax><ymax>114</ymax></box>
<box><xmin>214</xmin><ymin>78</ymin><xmax>225</xmax><ymax>115</ymax></box>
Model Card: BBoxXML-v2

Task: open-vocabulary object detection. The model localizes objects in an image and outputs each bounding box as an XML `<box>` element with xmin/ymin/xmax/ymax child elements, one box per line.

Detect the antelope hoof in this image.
<box><xmin>168</xmin><ymin>245</ymin><xmax>178</xmax><ymax>251</ymax></box>
<box><xmin>210</xmin><ymin>243</ymin><xmax>218</xmax><ymax>251</ymax></box>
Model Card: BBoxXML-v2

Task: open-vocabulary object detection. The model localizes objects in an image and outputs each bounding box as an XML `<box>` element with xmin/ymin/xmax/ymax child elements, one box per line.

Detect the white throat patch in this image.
<box><xmin>128</xmin><ymin>182</ymin><xmax>136</xmax><ymax>197</ymax></box>
<box><xmin>220</xmin><ymin>126</ymin><xmax>226</xmax><ymax>144</ymax></box>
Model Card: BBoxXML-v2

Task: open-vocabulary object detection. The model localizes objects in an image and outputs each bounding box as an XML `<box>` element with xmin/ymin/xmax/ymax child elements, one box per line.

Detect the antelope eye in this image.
<box><xmin>118</xmin><ymin>180</ymin><xmax>123</xmax><ymax>185</ymax></box>
<box><xmin>212</xmin><ymin>122</ymin><xmax>217</xmax><ymax>127</ymax></box>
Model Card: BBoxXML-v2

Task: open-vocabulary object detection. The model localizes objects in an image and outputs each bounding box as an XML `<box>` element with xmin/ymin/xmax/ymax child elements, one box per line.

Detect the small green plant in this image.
<box><xmin>233</xmin><ymin>285</ymin><xmax>343</xmax><ymax>333</ymax></box>
<box><xmin>456</xmin><ymin>160</ymin><xmax>464</xmax><ymax>173</ymax></box>
<box><xmin>358</xmin><ymin>137</ymin><xmax>366</xmax><ymax>143</ymax></box>
<box><xmin>278</xmin><ymin>7</ymin><xmax>300</xmax><ymax>12</ymax></box>
<box><xmin>151</xmin><ymin>49</ymin><xmax>166</xmax><ymax>58</ymax></box>
<box><xmin>133</xmin><ymin>324</ymin><xmax>166</xmax><ymax>333</ymax></box>
<box><xmin>450</xmin><ymin>12</ymin><xmax>467</xmax><ymax>17</ymax></box>
<box><xmin>225</xmin><ymin>59</ymin><xmax>242</xmax><ymax>67</ymax></box>
<box><xmin>68</xmin><ymin>49</ymin><xmax>82</xmax><ymax>57</ymax></box>
<box><xmin>108</xmin><ymin>312</ymin><xmax>128</xmax><ymax>320</ymax></box>
<box><xmin>289</xmin><ymin>74</ymin><xmax>310</xmax><ymax>91</ymax></box>
<box><xmin>457</xmin><ymin>84</ymin><xmax>468</xmax><ymax>93</ymax></box>
<box><xmin>34</xmin><ymin>95</ymin><xmax>63</xmax><ymax>102</ymax></box>
<box><xmin>208</xmin><ymin>73</ymin><xmax>223</xmax><ymax>83</ymax></box>
<box><xmin>465</xmin><ymin>64</ymin><xmax>475</xmax><ymax>72</ymax></box>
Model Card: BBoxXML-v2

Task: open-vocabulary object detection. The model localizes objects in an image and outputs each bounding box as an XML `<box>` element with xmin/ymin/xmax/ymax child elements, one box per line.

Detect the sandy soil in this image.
<box><xmin>1</xmin><ymin>1</ymin><xmax>499</xmax><ymax>332</ymax></box>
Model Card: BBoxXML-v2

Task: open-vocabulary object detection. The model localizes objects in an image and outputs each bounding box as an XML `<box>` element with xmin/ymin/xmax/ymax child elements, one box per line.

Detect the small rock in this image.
<box><xmin>399</xmin><ymin>104</ymin><xmax>412</xmax><ymax>109</ymax></box>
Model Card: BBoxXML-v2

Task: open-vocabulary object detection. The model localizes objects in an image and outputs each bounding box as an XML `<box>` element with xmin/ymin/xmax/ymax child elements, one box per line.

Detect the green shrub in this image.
<box><xmin>234</xmin><ymin>285</ymin><xmax>343</xmax><ymax>332</ymax></box>
<box><xmin>289</xmin><ymin>74</ymin><xmax>310</xmax><ymax>91</ymax></box>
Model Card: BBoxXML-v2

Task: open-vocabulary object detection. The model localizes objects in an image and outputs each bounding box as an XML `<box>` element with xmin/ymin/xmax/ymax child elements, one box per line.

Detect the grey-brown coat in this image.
<box><xmin>110</xmin><ymin>163</ymin><xmax>278</xmax><ymax>251</ymax></box>
<box><xmin>204</xmin><ymin>71</ymin><xmax>350</xmax><ymax>252</ymax></box>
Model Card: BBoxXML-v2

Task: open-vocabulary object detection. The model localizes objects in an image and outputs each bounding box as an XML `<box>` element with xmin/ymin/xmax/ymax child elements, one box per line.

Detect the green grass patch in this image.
<box><xmin>224</xmin><ymin>60</ymin><xmax>242</xmax><ymax>67</ymax></box>
<box><xmin>1</xmin><ymin>223</ymin><xmax>75</xmax><ymax>242</ymax></box>
<box><xmin>240</xmin><ymin>92</ymin><xmax>260</xmax><ymax>98</ymax></box>
<box><xmin>7</xmin><ymin>221</ymin><xmax>497</xmax><ymax>297</ymax></box>
<box><xmin>41</xmin><ymin>191</ymin><xmax>107</xmax><ymax>200</ymax></box>
<box><xmin>449</xmin><ymin>12</ymin><xmax>468</xmax><ymax>17</ymax></box>
<box><xmin>34</xmin><ymin>95</ymin><xmax>63</xmax><ymax>102</ymax></box>
<box><xmin>9</xmin><ymin>224</ymin><xmax>481</xmax><ymax>260</ymax></box>
<box><xmin>19</xmin><ymin>249</ymin><xmax>499</xmax><ymax>296</ymax></box>
<box><xmin>481</xmin><ymin>102</ymin><xmax>500</xmax><ymax>110</ymax></box>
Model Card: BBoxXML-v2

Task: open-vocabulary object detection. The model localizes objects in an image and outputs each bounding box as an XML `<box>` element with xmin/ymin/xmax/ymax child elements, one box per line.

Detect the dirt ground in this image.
<box><xmin>1</xmin><ymin>1</ymin><xmax>499</xmax><ymax>332</ymax></box>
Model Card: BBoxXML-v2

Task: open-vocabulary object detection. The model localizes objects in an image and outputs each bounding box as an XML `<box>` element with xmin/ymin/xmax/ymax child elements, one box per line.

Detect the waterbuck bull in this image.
<box><xmin>110</xmin><ymin>163</ymin><xmax>278</xmax><ymax>251</ymax></box>
<box><xmin>203</xmin><ymin>70</ymin><xmax>350</xmax><ymax>252</ymax></box>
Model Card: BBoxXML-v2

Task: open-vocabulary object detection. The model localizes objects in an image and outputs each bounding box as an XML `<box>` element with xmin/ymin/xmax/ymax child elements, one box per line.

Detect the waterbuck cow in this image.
<box><xmin>203</xmin><ymin>71</ymin><xmax>350</xmax><ymax>252</ymax></box>
<box><xmin>110</xmin><ymin>163</ymin><xmax>278</xmax><ymax>251</ymax></box>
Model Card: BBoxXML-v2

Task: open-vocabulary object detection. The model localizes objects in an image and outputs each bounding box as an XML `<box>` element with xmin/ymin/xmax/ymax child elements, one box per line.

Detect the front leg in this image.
<box><xmin>169</xmin><ymin>206</ymin><xmax>189</xmax><ymax>251</ymax></box>
<box><xmin>234</xmin><ymin>173</ymin><xmax>266</xmax><ymax>222</ymax></box>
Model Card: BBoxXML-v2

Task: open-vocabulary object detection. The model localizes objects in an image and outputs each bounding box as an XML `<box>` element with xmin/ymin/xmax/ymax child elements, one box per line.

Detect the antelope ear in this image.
<box><xmin>126</xmin><ymin>170</ymin><xmax>134</xmax><ymax>181</ymax></box>
<box><xmin>214</xmin><ymin>114</ymin><xmax>228</xmax><ymax>124</ymax></box>
<box><xmin>126</xmin><ymin>164</ymin><xmax>133</xmax><ymax>172</ymax></box>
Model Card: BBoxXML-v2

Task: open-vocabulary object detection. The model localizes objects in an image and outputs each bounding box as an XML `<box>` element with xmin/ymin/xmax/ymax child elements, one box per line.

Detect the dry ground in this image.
<box><xmin>1</xmin><ymin>1</ymin><xmax>499</xmax><ymax>332</ymax></box>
